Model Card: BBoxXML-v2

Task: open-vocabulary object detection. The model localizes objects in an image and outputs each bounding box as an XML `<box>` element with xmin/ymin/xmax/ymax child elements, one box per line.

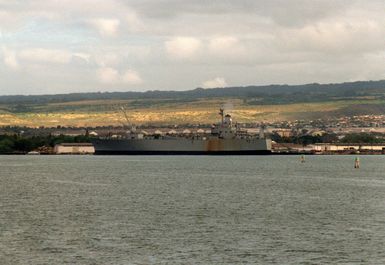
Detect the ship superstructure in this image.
<box><xmin>92</xmin><ymin>109</ymin><xmax>271</xmax><ymax>155</ymax></box>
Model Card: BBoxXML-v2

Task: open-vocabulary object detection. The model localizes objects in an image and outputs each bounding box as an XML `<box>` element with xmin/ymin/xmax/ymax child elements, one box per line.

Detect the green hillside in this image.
<box><xmin>1</xmin><ymin>80</ymin><xmax>385</xmax><ymax>127</ymax></box>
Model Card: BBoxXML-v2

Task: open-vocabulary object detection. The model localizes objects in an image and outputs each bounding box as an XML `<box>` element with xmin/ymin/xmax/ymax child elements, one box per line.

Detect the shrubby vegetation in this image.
<box><xmin>0</xmin><ymin>134</ymin><xmax>91</xmax><ymax>154</ymax></box>
<box><xmin>1</xmin><ymin>80</ymin><xmax>385</xmax><ymax>127</ymax></box>
<box><xmin>340</xmin><ymin>133</ymin><xmax>384</xmax><ymax>143</ymax></box>
<box><xmin>271</xmin><ymin>132</ymin><xmax>385</xmax><ymax>145</ymax></box>
<box><xmin>271</xmin><ymin>133</ymin><xmax>338</xmax><ymax>146</ymax></box>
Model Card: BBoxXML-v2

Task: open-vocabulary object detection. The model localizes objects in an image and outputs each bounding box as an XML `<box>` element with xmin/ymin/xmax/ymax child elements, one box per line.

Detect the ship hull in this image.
<box><xmin>92</xmin><ymin>138</ymin><xmax>272</xmax><ymax>155</ymax></box>
<box><xmin>94</xmin><ymin>150</ymin><xmax>271</xmax><ymax>155</ymax></box>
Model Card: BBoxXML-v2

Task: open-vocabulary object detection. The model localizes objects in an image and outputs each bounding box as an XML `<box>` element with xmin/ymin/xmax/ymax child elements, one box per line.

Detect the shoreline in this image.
<box><xmin>0</xmin><ymin>152</ymin><xmax>384</xmax><ymax>156</ymax></box>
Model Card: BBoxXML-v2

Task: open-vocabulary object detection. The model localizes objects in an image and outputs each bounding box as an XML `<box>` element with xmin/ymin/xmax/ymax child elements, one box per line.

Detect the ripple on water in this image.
<box><xmin>0</xmin><ymin>155</ymin><xmax>385</xmax><ymax>264</ymax></box>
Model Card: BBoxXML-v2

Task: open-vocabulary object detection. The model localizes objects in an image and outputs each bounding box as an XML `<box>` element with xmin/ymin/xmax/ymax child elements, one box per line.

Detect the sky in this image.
<box><xmin>0</xmin><ymin>0</ymin><xmax>384</xmax><ymax>95</ymax></box>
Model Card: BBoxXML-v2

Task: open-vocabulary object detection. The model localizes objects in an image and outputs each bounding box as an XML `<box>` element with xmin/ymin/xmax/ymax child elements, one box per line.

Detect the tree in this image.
<box><xmin>0</xmin><ymin>138</ymin><xmax>15</xmax><ymax>154</ymax></box>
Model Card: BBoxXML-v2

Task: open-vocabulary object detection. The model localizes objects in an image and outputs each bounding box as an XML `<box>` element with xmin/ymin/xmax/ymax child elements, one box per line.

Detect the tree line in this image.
<box><xmin>271</xmin><ymin>132</ymin><xmax>384</xmax><ymax>146</ymax></box>
<box><xmin>0</xmin><ymin>134</ymin><xmax>91</xmax><ymax>154</ymax></box>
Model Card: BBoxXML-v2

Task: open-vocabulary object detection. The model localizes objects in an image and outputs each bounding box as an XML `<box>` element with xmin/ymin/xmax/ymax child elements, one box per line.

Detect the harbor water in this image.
<box><xmin>1</xmin><ymin>155</ymin><xmax>385</xmax><ymax>264</ymax></box>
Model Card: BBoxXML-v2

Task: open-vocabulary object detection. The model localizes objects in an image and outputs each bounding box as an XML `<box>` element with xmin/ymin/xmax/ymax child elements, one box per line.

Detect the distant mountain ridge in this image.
<box><xmin>2</xmin><ymin>80</ymin><xmax>385</xmax><ymax>105</ymax></box>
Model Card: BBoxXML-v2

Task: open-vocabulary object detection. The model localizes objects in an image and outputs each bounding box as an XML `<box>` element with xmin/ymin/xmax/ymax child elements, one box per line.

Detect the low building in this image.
<box><xmin>272</xmin><ymin>143</ymin><xmax>314</xmax><ymax>153</ymax></box>
<box><xmin>54</xmin><ymin>143</ymin><xmax>95</xmax><ymax>154</ymax></box>
<box><xmin>309</xmin><ymin>129</ymin><xmax>326</xmax><ymax>136</ymax></box>
<box><xmin>273</xmin><ymin>129</ymin><xmax>293</xmax><ymax>138</ymax></box>
<box><xmin>311</xmin><ymin>143</ymin><xmax>385</xmax><ymax>153</ymax></box>
<box><xmin>89</xmin><ymin>131</ymin><xmax>98</xmax><ymax>136</ymax></box>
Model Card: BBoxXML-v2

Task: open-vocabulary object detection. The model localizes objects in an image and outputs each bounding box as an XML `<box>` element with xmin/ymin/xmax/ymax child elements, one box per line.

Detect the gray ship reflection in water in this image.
<box><xmin>92</xmin><ymin>109</ymin><xmax>271</xmax><ymax>155</ymax></box>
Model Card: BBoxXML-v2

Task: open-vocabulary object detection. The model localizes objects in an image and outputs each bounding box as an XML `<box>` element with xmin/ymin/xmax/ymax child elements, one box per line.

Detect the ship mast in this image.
<box><xmin>219</xmin><ymin>108</ymin><xmax>224</xmax><ymax>125</ymax></box>
<box><xmin>119</xmin><ymin>106</ymin><xmax>136</xmax><ymax>132</ymax></box>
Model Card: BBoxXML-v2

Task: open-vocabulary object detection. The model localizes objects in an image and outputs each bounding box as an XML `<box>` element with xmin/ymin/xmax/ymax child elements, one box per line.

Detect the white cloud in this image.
<box><xmin>208</xmin><ymin>36</ymin><xmax>247</xmax><ymax>59</ymax></box>
<box><xmin>122</xmin><ymin>69</ymin><xmax>143</xmax><ymax>85</ymax></box>
<box><xmin>0</xmin><ymin>10</ymin><xmax>25</xmax><ymax>31</ymax></box>
<box><xmin>165</xmin><ymin>37</ymin><xmax>202</xmax><ymax>59</ymax></box>
<box><xmin>98</xmin><ymin>67</ymin><xmax>120</xmax><ymax>83</ymax></box>
<box><xmin>125</xmin><ymin>11</ymin><xmax>145</xmax><ymax>32</ymax></box>
<box><xmin>72</xmin><ymin>53</ymin><xmax>91</xmax><ymax>63</ymax></box>
<box><xmin>2</xmin><ymin>47</ymin><xmax>91</xmax><ymax>69</ymax></box>
<box><xmin>88</xmin><ymin>18</ymin><xmax>120</xmax><ymax>37</ymax></box>
<box><xmin>278</xmin><ymin>19</ymin><xmax>384</xmax><ymax>54</ymax></box>
<box><xmin>94</xmin><ymin>53</ymin><xmax>120</xmax><ymax>67</ymax></box>
<box><xmin>0</xmin><ymin>0</ymin><xmax>385</xmax><ymax>94</ymax></box>
<box><xmin>202</xmin><ymin>77</ymin><xmax>227</xmax><ymax>88</ymax></box>
<box><xmin>19</xmin><ymin>48</ymin><xmax>72</xmax><ymax>64</ymax></box>
<box><xmin>2</xmin><ymin>47</ymin><xmax>19</xmax><ymax>70</ymax></box>
<box><xmin>209</xmin><ymin>36</ymin><xmax>238</xmax><ymax>49</ymax></box>
<box><xmin>98</xmin><ymin>67</ymin><xmax>143</xmax><ymax>85</ymax></box>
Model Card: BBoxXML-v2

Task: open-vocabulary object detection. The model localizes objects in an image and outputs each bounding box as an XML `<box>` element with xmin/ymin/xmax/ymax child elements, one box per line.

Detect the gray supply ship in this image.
<box><xmin>92</xmin><ymin>109</ymin><xmax>271</xmax><ymax>155</ymax></box>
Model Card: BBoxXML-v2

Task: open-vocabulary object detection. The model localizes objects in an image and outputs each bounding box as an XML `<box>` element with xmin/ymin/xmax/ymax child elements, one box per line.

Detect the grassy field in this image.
<box><xmin>1</xmin><ymin>98</ymin><xmax>385</xmax><ymax>127</ymax></box>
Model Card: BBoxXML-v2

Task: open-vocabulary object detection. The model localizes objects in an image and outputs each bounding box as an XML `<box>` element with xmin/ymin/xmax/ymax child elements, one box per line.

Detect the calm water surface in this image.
<box><xmin>1</xmin><ymin>155</ymin><xmax>385</xmax><ymax>264</ymax></box>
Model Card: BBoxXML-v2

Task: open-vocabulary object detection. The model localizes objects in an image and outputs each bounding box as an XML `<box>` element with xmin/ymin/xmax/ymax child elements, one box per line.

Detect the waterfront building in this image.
<box><xmin>54</xmin><ymin>143</ymin><xmax>95</xmax><ymax>154</ymax></box>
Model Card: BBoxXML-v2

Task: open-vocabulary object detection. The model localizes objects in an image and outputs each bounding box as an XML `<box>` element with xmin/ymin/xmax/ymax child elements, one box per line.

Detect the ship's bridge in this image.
<box><xmin>223</xmin><ymin>114</ymin><xmax>232</xmax><ymax>126</ymax></box>
<box><xmin>211</xmin><ymin>109</ymin><xmax>238</xmax><ymax>139</ymax></box>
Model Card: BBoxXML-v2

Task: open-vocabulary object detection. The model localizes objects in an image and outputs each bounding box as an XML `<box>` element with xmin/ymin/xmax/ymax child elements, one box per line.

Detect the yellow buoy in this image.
<box><xmin>354</xmin><ymin>157</ymin><xmax>360</xmax><ymax>169</ymax></box>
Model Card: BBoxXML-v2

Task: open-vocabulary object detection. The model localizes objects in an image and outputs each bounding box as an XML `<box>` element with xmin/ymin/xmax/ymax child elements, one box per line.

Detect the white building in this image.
<box><xmin>54</xmin><ymin>143</ymin><xmax>95</xmax><ymax>154</ymax></box>
<box><xmin>311</xmin><ymin>143</ymin><xmax>385</xmax><ymax>152</ymax></box>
